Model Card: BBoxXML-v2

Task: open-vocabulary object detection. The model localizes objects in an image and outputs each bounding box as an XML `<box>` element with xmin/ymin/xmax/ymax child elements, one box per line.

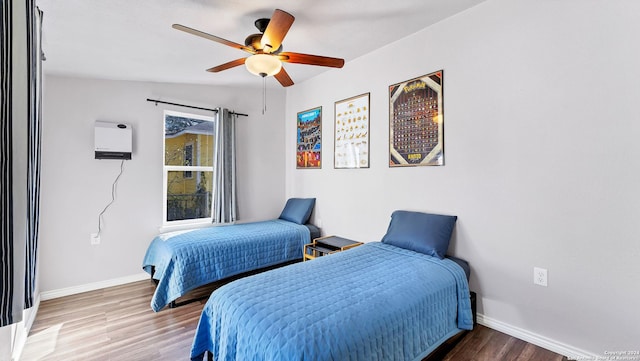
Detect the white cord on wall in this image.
<box><xmin>96</xmin><ymin>159</ymin><xmax>126</xmax><ymax>238</ymax></box>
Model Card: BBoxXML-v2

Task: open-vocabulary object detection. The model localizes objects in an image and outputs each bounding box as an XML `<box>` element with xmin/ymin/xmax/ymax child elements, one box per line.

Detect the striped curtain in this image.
<box><xmin>0</xmin><ymin>0</ymin><xmax>42</xmax><ymax>327</ymax></box>
<box><xmin>1</xmin><ymin>0</ymin><xmax>16</xmax><ymax>328</ymax></box>
<box><xmin>211</xmin><ymin>108</ymin><xmax>238</xmax><ymax>224</ymax></box>
<box><xmin>25</xmin><ymin>4</ymin><xmax>43</xmax><ymax>309</ymax></box>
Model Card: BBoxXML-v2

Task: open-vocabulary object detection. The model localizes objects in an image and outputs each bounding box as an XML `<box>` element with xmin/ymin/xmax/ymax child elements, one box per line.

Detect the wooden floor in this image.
<box><xmin>22</xmin><ymin>279</ymin><xmax>568</xmax><ymax>361</ymax></box>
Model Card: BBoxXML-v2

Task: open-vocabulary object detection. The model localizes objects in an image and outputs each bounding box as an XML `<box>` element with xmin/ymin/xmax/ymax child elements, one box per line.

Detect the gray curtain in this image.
<box><xmin>0</xmin><ymin>0</ymin><xmax>42</xmax><ymax>327</ymax></box>
<box><xmin>211</xmin><ymin>108</ymin><xmax>237</xmax><ymax>224</ymax></box>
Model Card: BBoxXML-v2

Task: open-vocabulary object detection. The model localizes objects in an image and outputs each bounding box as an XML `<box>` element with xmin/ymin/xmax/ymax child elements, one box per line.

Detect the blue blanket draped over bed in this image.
<box><xmin>190</xmin><ymin>242</ymin><xmax>473</xmax><ymax>361</ymax></box>
<box><xmin>142</xmin><ymin>219</ymin><xmax>310</xmax><ymax>312</ymax></box>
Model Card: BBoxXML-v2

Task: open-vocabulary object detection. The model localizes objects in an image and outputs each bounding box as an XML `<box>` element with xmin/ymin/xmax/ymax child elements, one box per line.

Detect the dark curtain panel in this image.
<box><xmin>0</xmin><ymin>0</ymin><xmax>15</xmax><ymax>327</ymax></box>
<box><xmin>0</xmin><ymin>0</ymin><xmax>42</xmax><ymax>327</ymax></box>
<box><xmin>24</xmin><ymin>2</ymin><xmax>42</xmax><ymax>309</ymax></box>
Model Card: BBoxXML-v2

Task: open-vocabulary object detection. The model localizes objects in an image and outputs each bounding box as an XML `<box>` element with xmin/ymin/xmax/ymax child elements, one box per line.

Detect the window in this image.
<box><xmin>163</xmin><ymin>110</ymin><xmax>215</xmax><ymax>226</ymax></box>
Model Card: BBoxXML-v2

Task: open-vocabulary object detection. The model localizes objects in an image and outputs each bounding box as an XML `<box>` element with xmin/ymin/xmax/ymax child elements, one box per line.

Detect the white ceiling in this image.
<box><xmin>36</xmin><ymin>0</ymin><xmax>486</xmax><ymax>88</ymax></box>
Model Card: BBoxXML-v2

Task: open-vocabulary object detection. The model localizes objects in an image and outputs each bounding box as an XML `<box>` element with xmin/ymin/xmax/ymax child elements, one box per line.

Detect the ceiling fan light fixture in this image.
<box><xmin>245</xmin><ymin>54</ymin><xmax>282</xmax><ymax>77</ymax></box>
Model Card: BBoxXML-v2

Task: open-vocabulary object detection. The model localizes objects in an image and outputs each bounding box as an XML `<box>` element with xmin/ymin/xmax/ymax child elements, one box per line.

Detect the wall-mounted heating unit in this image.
<box><xmin>94</xmin><ymin>121</ymin><xmax>132</xmax><ymax>160</ymax></box>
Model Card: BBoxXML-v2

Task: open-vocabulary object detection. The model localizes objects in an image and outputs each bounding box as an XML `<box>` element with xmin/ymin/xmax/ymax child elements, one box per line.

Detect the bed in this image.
<box><xmin>142</xmin><ymin>198</ymin><xmax>319</xmax><ymax>311</ymax></box>
<box><xmin>190</xmin><ymin>210</ymin><xmax>474</xmax><ymax>361</ymax></box>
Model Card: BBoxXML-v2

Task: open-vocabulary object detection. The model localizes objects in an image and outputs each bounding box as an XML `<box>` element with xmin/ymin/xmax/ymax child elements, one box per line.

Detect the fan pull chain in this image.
<box><xmin>262</xmin><ymin>76</ymin><xmax>267</xmax><ymax>114</ymax></box>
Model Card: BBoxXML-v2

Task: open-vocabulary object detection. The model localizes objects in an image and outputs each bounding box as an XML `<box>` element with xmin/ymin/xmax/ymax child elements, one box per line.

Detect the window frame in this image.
<box><xmin>162</xmin><ymin>110</ymin><xmax>216</xmax><ymax>228</ymax></box>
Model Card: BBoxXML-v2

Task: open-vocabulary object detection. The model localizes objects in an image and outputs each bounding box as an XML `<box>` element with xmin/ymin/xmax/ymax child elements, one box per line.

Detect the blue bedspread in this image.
<box><xmin>190</xmin><ymin>242</ymin><xmax>473</xmax><ymax>361</ymax></box>
<box><xmin>142</xmin><ymin>219</ymin><xmax>310</xmax><ymax>312</ymax></box>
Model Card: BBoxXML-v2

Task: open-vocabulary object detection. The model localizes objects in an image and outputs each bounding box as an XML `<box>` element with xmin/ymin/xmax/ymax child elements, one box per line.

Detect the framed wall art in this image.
<box><xmin>296</xmin><ymin>106</ymin><xmax>322</xmax><ymax>169</ymax></box>
<box><xmin>389</xmin><ymin>70</ymin><xmax>444</xmax><ymax>167</ymax></box>
<box><xmin>334</xmin><ymin>93</ymin><xmax>370</xmax><ymax>169</ymax></box>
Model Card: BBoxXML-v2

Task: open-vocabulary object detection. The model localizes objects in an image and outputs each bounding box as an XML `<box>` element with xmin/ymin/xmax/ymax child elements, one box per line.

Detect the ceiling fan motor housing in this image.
<box><xmin>245</xmin><ymin>18</ymin><xmax>283</xmax><ymax>53</ymax></box>
<box><xmin>254</xmin><ymin>18</ymin><xmax>270</xmax><ymax>33</ymax></box>
<box><xmin>244</xmin><ymin>33</ymin><xmax>263</xmax><ymax>50</ymax></box>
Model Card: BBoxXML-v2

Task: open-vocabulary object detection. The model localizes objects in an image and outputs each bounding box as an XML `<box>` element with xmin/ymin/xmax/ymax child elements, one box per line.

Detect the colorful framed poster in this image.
<box><xmin>389</xmin><ymin>70</ymin><xmax>444</xmax><ymax>167</ymax></box>
<box><xmin>334</xmin><ymin>93</ymin><xmax>370</xmax><ymax>169</ymax></box>
<box><xmin>296</xmin><ymin>106</ymin><xmax>322</xmax><ymax>169</ymax></box>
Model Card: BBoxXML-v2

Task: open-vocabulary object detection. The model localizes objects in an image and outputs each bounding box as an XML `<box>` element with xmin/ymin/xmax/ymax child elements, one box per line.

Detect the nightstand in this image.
<box><xmin>303</xmin><ymin>235</ymin><xmax>362</xmax><ymax>261</ymax></box>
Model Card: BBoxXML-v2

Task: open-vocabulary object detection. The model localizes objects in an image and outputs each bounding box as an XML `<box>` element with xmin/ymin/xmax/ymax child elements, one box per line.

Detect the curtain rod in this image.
<box><xmin>146</xmin><ymin>98</ymin><xmax>248</xmax><ymax>117</ymax></box>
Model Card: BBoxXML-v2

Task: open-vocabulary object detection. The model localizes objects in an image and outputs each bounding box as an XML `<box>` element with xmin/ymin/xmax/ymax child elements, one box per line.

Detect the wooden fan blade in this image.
<box><xmin>261</xmin><ymin>9</ymin><xmax>294</xmax><ymax>53</ymax></box>
<box><xmin>274</xmin><ymin>67</ymin><xmax>294</xmax><ymax>87</ymax></box>
<box><xmin>206</xmin><ymin>58</ymin><xmax>247</xmax><ymax>73</ymax></box>
<box><xmin>279</xmin><ymin>52</ymin><xmax>344</xmax><ymax>68</ymax></box>
<box><xmin>172</xmin><ymin>24</ymin><xmax>255</xmax><ymax>54</ymax></box>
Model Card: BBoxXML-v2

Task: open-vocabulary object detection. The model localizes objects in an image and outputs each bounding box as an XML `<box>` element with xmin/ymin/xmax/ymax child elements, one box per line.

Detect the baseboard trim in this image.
<box><xmin>477</xmin><ymin>313</ymin><xmax>597</xmax><ymax>359</ymax></box>
<box><xmin>40</xmin><ymin>272</ymin><xmax>150</xmax><ymax>301</ymax></box>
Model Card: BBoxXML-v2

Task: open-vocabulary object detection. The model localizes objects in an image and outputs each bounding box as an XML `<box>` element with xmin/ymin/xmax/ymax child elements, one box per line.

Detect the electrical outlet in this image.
<box><xmin>533</xmin><ymin>267</ymin><xmax>548</xmax><ymax>287</ymax></box>
<box><xmin>90</xmin><ymin>233</ymin><xmax>101</xmax><ymax>245</ymax></box>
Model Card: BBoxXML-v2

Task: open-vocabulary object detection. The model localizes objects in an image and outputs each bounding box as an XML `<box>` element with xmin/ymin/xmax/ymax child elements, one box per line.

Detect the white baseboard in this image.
<box><xmin>477</xmin><ymin>313</ymin><xmax>598</xmax><ymax>359</ymax></box>
<box><xmin>40</xmin><ymin>272</ymin><xmax>150</xmax><ymax>301</ymax></box>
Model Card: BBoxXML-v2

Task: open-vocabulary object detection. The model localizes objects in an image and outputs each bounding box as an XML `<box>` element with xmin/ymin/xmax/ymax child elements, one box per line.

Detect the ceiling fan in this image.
<box><xmin>172</xmin><ymin>9</ymin><xmax>345</xmax><ymax>87</ymax></box>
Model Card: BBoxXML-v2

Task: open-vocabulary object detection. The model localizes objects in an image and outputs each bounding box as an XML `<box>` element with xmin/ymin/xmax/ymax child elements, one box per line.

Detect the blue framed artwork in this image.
<box><xmin>297</xmin><ymin>106</ymin><xmax>322</xmax><ymax>169</ymax></box>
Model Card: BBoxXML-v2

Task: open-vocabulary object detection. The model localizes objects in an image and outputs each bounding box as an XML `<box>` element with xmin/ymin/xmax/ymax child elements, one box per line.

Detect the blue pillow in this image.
<box><xmin>279</xmin><ymin>198</ymin><xmax>316</xmax><ymax>225</ymax></box>
<box><xmin>381</xmin><ymin>210</ymin><xmax>457</xmax><ymax>259</ymax></box>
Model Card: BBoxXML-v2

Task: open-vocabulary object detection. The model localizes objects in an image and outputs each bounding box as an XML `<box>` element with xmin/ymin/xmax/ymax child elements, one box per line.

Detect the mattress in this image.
<box><xmin>447</xmin><ymin>255</ymin><xmax>470</xmax><ymax>281</ymax></box>
<box><xmin>305</xmin><ymin>223</ymin><xmax>322</xmax><ymax>240</ymax></box>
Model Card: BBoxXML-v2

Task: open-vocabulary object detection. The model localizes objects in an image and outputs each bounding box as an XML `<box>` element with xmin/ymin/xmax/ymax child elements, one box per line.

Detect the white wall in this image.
<box><xmin>39</xmin><ymin>75</ymin><xmax>287</xmax><ymax>292</ymax></box>
<box><xmin>285</xmin><ymin>0</ymin><xmax>640</xmax><ymax>356</ymax></box>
